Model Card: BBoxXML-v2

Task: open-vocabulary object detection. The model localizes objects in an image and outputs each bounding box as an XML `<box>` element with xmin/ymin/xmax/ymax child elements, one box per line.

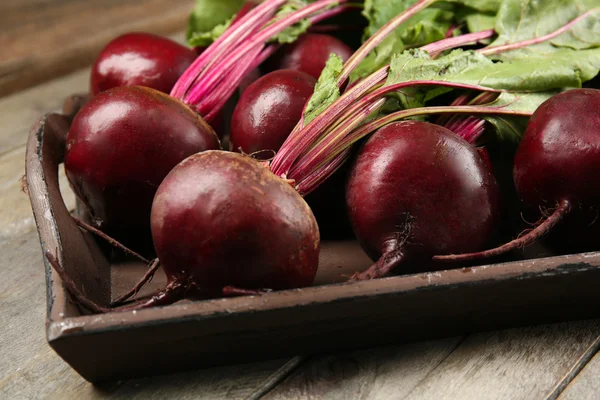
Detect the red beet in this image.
<box><xmin>229</xmin><ymin>69</ymin><xmax>316</xmax><ymax>157</ymax></box>
<box><xmin>65</xmin><ymin>86</ymin><xmax>220</xmax><ymax>247</ymax></box>
<box><xmin>347</xmin><ymin>121</ymin><xmax>500</xmax><ymax>279</ymax></box>
<box><xmin>151</xmin><ymin>151</ymin><xmax>320</xmax><ymax>295</ymax></box>
<box><xmin>265</xmin><ymin>33</ymin><xmax>353</xmax><ymax>79</ymax></box>
<box><xmin>435</xmin><ymin>89</ymin><xmax>600</xmax><ymax>262</ymax></box>
<box><xmin>90</xmin><ymin>33</ymin><xmax>197</xmax><ymax>95</ymax></box>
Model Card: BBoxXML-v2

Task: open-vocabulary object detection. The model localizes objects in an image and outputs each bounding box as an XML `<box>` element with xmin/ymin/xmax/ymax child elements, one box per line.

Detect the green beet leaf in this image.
<box><xmin>187</xmin><ymin>0</ymin><xmax>246</xmax><ymax>47</ymax></box>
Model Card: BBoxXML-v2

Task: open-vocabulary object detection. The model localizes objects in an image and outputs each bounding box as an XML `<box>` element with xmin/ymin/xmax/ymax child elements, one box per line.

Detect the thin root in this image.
<box><xmin>434</xmin><ymin>199</ymin><xmax>572</xmax><ymax>263</ymax></box>
<box><xmin>111</xmin><ymin>258</ymin><xmax>161</xmax><ymax>306</ymax></box>
<box><xmin>72</xmin><ymin>217</ymin><xmax>150</xmax><ymax>264</ymax></box>
<box><xmin>45</xmin><ymin>250</ymin><xmax>110</xmax><ymax>313</ymax></box>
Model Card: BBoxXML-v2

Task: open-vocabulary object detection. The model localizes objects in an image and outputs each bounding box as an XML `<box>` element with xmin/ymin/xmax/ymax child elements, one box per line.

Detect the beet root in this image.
<box><xmin>435</xmin><ymin>89</ymin><xmax>600</xmax><ymax>262</ymax></box>
<box><xmin>64</xmin><ymin>86</ymin><xmax>220</xmax><ymax>248</ymax></box>
<box><xmin>229</xmin><ymin>69</ymin><xmax>316</xmax><ymax>157</ymax></box>
<box><xmin>265</xmin><ymin>33</ymin><xmax>353</xmax><ymax>79</ymax></box>
<box><xmin>347</xmin><ymin>121</ymin><xmax>500</xmax><ymax>279</ymax></box>
<box><xmin>90</xmin><ymin>33</ymin><xmax>197</xmax><ymax>95</ymax></box>
<box><xmin>150</xmin><ymin>151</ymin><xmax>320</xmax><ymax>296</ymax></box>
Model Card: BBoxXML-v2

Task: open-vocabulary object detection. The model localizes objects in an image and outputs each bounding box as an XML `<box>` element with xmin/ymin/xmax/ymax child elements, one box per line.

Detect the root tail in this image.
<box><xmin>433</xmin><ymin>199</ymin><xmax>572</xmax><ymax>263</ymax></box>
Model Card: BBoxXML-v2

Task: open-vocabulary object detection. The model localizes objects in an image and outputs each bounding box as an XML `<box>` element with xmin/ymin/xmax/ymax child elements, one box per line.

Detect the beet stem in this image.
<box><xmin>185</xmin><ymin>0</ymin><xmax>349</xmax><ymax>109</ymax></box>
<box><xmin>433</xmin><ymin>199</ymin><xmax>572</xmax><ymax>263</ymax></box>
<box><xmin>479</xmin><ymin>9</ymin><xmax>599</xmax><ymax>56</ymax></box>
<box><xmin>350</xmin><ymin>248</ymin><xmax>406</xmax><ymax>281</ymax></box>
<box><xmin>347</xmin><ymin>104</ymin><xmax>533</xmax><ymax>146</ymax></box>
<box><xmin>444</xmin><ymin>23</ymin><xmax>460</xmax><ymax>38</ymax></box>
<box><xmin>111</xmin><ymin>258</ymin><xmax>161</xmax><ymax>306</ymax></box>
<box><xmin>72</xmin><ymin>217</ymin><xmax>150</xmax><ymax>264</ymax></box>
<box><xmin>337</xmin><ymin>0</ymin><xmax>437</xmax><ymax>86</ymax></box>
<box><xmin>288</xmin><ymin>81</ymin><xmax>504</xmax><ymax>182</ymax></box>
<box><xmin>421</xmin><ymin>29</ymin><xmax>495</xmax><ymax>58</ymax></box>
<box><xmin>171</xmin><ymin>0</ymin><xmax>283</xmax><ymax>98</ymax></box>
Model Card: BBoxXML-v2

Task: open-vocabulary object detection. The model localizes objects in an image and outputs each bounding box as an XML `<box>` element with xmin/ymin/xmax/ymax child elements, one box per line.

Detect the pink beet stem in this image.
<box><xmin>270</xmin><ymin>65</ymin><xmax>390</xmax><ymax>176</ymax></box>
<box><xmin>422</xmin><ymin>29</ymin><xmax>495</xmax><ymax>58</ymax></box>
<box><xmin>184</xmin><ymin>0</ymin><xmax>348</xmax><ymax>107</ymax></box>
<box><xmin>171</xmin><ymin>0</ymin><xmax>284</xmax><ymax>98</ymax></box>
<box><xmin>337</xmin><ymin>0</ymin><xmax>438</xmax><ymax>86</ymax></box>
<box><xmin>287</xmin><ymin>81</ymin><xmax>503</xmax><ymax>182</ymax></box>
<box><xmin>479</xmin><ymin>9</ymin><xmax>600</xmax><ymax>56</ymax></box>
<box><xmin>294</xmin><ymin>148</ymin><xmax>351</xmax><ymax>195</ymax></box>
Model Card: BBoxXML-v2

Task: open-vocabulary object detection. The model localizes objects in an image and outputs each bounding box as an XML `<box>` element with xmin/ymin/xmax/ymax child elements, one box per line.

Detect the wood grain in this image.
<box><xmin>266</xmin><ymin>322</ymin><xmax>600</xmax><ymax>400</ymax></box>
<box><xmin>0</xmin><ymin>145</ymin><xmax>75</xmax><ymax>241</ymax></box>
<box><xmin>264</xmin><ymin>338</ymin><xmax>464</xmax><ymax>399</ymax></box>
<box><xmin>0</xmin><ymin>230</ymin><xmax>296</xmax><ymax>400</ymax></box>
<box><xmin>0</xmin><ymin>0</ymin><xmax>194</xmax><ymax>97</ymax></box>
<box><xmin>558</xmin><ymin>347</ymin><xmax>600</xmax><ymax>400</ymax></box>
<box><xmin>0</xmin><ymin>68</ymin><xmax>88</xmax><ymax>155</ymax></box>
<box><xmin>402</xmin><ymin>321</ymin><xmax>600</xmax><ymax>400</ymax></box>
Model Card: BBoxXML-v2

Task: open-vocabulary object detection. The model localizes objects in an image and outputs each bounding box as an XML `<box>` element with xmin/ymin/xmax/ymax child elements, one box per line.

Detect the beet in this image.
<box><xmin>64</xmin><ymin>86</ymin><xmax>220</xmax><ymax>247</ymax></box>
<box><xmin>265</xmin><ymin>33</ymin><xmax>353</xmax><ymax>79</ymax></box>
<box><xmin>435</xmin><ymin>89</ymin><xmax>600</xmax><ymax>262</ymax></box>
<box><xmin>229</xmin><ymin>69</ymin><xmax>316</xmax><ymax>157</ymax></box>
<box><xmin>347</xmin><ymin>121</ymin><xmax>500</xmax><ymax>279</ymax></box>
<box><xmin>151</xmin><ymin>151</ymin><xmax>320</xmax><ymax>295</ymax></box>
<box><xmin>90</xmin><ymin>33</ymin><xmax>196</xmax><ymax>95</ymax></box>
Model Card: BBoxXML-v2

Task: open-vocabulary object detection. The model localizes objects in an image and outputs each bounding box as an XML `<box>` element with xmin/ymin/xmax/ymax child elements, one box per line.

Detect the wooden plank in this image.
<box><xmin>401</xmin><ymin>321</ymin><xmax>600</xmax><ymax>400</ymax></box>
<box><xmin>0</xmin><ymin>68</ymin><xmax>88</xmax><ymax>155</ymax></box>
<box><xmin>0</xmin><ymin>0</ymin><xmax>194</xmax><ymax>96</ymax></box>
<box><xmin>264</xmin><ymin>338</ymin><xmax>463</xmax><ymax>400</ymax></box>
<box><xmin>0</xmin><ymin>146</ymin><xmax>75</xmax><ymax>241</ymax></box>
<box><xmin>557</xmin><ymin>344</ymin><xmax>600</xmax><ymax>400</ymax></box>
<box><xmin>266</xmin><ymin>322</ymin><xmax>600</xmax><ymax>400</ymax></box>
<box><xmin>0</xmin><ymin>230</ymin><xmax>297</xmax><ymax>400</ymax></box>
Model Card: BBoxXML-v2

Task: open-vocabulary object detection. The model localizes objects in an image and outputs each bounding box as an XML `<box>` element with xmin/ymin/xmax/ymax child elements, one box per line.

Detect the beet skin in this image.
<box><xmin>65</xmin><ymin>86</ymin><xmax>220</xmax><ymax>247</ymax></box>
<box><xmin>91</xmin><ymin>33</ymin><xmax>197</xmax><ymax>95</ymax></box>
<box><xmin>151</xmin><ymin>151</ymin><xmax>320</xmax><ymax>294</ymax></box>
<box><xmin>347</xmin><ymin>121</ymin><xmax>500</xmax><ymax>278</ymax></box>
<box><xmin>435</xmin><ymin>89</ymin><xmax>600</xmax><ymax>262</ymax></box>
<box><xmin>229</xmin><ymin>69</ymin><xmax>316</xmax><ymax>157</ymax></box>
<box><xmin>266</xmin><ymin>33</ymin><xmax>353</xmax><ymax>79</ymax></box>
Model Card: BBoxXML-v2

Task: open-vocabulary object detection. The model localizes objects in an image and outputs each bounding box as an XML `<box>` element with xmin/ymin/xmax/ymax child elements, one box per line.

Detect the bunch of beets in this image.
<box><xmin>47</xmin><ymin>0</ymin><xmax>600</xmax><ymax>312</ymax></box>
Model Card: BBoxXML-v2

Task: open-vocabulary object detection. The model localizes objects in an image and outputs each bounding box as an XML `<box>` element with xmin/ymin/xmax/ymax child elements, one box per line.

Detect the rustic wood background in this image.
<box><xmin>1</xmin><ymin>0</ymin><xmax>600</xmax><ymax>398</ymax></box>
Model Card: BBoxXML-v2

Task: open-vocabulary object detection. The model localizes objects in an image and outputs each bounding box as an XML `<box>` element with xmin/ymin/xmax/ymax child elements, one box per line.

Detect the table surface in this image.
<box><xmin>2</xmin><ymin>1</ymin><xmax>600</xmax><ymax>399</ymax></box>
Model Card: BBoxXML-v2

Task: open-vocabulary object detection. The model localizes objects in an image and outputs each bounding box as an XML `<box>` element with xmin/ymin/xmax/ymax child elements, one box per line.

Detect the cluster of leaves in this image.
<box><xmin>307</xmin><ymin>0</ymin><xmax>600</xmax><ymax>142</ymax></box>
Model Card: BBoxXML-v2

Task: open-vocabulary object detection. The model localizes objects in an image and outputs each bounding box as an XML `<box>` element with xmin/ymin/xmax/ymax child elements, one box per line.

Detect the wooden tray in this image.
<box><xmin>26</xmin><ymin>101</ymin><xmax>600</xmax><ymax>383</ymax></box>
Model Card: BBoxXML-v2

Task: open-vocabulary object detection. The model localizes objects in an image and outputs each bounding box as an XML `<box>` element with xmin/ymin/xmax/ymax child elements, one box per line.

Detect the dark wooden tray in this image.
<box><xmin>26</xmin><ymin>101</ymin><xmax>600</xmax><ymax>383</ymax></box>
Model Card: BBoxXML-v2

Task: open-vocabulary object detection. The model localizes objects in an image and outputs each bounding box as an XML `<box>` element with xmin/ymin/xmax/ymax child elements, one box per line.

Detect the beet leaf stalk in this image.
<box><xmin>270</xmin><ymin>7</ymin><xmax>598</xmax><ymax>195</ymax></box>
<box><xmin>169</xmin><ymin>0</ymin><xmax>353</xmax><ymax>123</ymax></box>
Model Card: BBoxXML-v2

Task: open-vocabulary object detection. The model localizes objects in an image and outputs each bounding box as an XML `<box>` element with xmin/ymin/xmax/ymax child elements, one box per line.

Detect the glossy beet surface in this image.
<box><xmin>91</xmin><ymin>33</ymin><xmax>197</xmax><ymax>95</ymax></box>
<box><xmin>266</xmin><ymin>33</ymin><xmax>353</xmax><ymax>79</ymax></box>
<box><xmin>514</xmin><ymin>89</ymin><xmax>600</xmax><ymax>207</ymax></box>
<box><xmin>229</xmin><ymin>69</ymin><xmax>316</xmax><ymax>157</ymax></box>
<box><xmin>347</xmin><ymin>121</ymin><xmax>499</xmax><ymax>276</ymax></box>
<box><xmin>434</xmin><ymin>89</ymin><xmax>600</xmax><ymax>263</ymax></box>
<box><xmin>65</xmin><ymin>86</ymin><xmax>220</xmax><ymax>246</ymax></box>
<box><xmin>151</xmin><ymin>151</ymin><xmax>320</xmax><ymax>293</ymax></box>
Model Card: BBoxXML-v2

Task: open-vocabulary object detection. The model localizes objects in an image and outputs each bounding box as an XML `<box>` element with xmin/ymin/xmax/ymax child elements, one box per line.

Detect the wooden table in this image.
<box><xmin>1</xmin><ymin>1</ymin><xmax>600</xmax><ymax>399</ymax></box>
